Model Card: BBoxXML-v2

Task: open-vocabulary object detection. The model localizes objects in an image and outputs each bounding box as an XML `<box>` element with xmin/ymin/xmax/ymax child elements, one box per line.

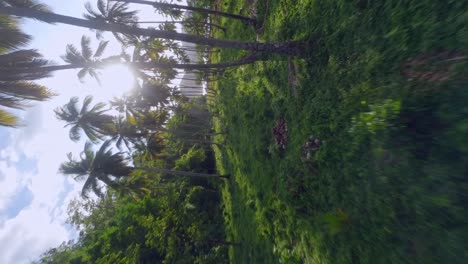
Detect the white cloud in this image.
<box><xmin>0</xmin><ymin>201</ymin><xmax>72</xmax><ymax>263</ymax></box>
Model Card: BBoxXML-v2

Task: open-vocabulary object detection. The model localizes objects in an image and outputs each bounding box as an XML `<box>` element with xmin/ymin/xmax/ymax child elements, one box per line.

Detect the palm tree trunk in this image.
<box><xmin>30</xmin><ymin>54</ymin><xmax>260</xmax><ymax>74</ymax></box>
<box><xmin>0</xmin><ymin>7</ymin><xmax>298</xmax><ymax>54</ymax></box>
<box><xmin>128</xmin><ymin>20</ymin><xmax>227</xmax><ymax>32</ymax></box>
<box><xmin>112</xmin><ymin>0</ymin><xmax>257</xmax><ymax>26</ymax></box>
<box><xmin>134</xmin><ymin>166</ymin><xmax>229</xmax><ymax>179</ymax></box>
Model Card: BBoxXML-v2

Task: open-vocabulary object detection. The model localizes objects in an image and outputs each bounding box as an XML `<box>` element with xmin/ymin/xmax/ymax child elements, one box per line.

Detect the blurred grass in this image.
<box><xmin>209</xmin><ymin>0</ymin><xmax>468</xmax><ymax>263</ymax></box>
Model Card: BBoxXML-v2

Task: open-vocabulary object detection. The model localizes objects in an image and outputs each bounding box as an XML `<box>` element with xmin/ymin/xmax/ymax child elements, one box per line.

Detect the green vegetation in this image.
<box><xmin>2</xmin><ymin>0</ymin><xmax>467</xmax><ymax>263</ymax></box>
<box><xmin>210</xmin><ymin>0</ymin><xmax>468</xmax><ymax>263</ymax></box>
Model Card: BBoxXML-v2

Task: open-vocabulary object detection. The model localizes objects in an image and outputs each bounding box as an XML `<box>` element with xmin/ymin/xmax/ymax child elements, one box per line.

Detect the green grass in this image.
<box><xmin>210</xmin><ymin>0</ymin><xmax>468</xmax><ymax>263</ymax></box>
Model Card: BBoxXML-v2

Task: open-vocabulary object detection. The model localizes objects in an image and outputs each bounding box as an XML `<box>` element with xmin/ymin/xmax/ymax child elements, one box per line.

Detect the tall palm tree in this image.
<box><xmin>54</xmin><ymin>95</ymin><xmax>115</xmax><ymax>142</ymax></box>
<box><xmin>111</xmin><ymin>0</ymin><xmax>257</xmax><ymax>26</ymax></box>
<box><xmin>0</xmin><ymin>5</ymin><xmax>298</xmax><ymax>54</ymax></box>
<box><xmin>60</xmin><ymin>140</ymin><xmax>228</xmax><ymax>198</ymax></box>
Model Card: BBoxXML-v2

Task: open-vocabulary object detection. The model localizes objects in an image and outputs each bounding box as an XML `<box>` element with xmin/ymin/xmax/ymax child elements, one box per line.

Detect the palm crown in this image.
<box><xmin>60</xmin><ymin>140</ymin><xmax>133</xmax><ymax>198</ymax></box>
<box><xmin>61</xmin><ymin>35</ymin><xmax>112</xmax><ymax>84</ymax></box>
<box><xmin>54</xmin><ymin>95</ymin><xmax>115</xmax><ymax>142</ymax></box>
<box><xmin>84</xmin><ymin>0</ymin><xmax>139</xmax><ymax>45</ymax></box>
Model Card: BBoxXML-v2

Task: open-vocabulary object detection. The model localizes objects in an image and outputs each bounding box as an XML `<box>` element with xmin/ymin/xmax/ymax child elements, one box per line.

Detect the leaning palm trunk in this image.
<box><xmin>0</xmin><ymin>7</ymin><xmax>297</xmax><ymax>54</ymax></box>
<box><xmin>112</xmin><ymin>0</ymin><xmax>256</xmax><ymax>26</ymax></box>
<box><xmin>134</xmin><ymin>167</ymin><xmax>229</xmax><ymax>179</ymax></box>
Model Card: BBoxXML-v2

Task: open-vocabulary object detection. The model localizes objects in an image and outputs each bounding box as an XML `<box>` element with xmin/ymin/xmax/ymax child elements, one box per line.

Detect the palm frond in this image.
<box><xmin>54</xmin><ymin>97</ymin><xmax>79</xmax><ymax>123</ymax></box>
<box><xmin>0</xmin><ymin>49</ymin><xmax>41</xmax><ymax>65</ymax></box>
<box><xmin>4</xmin><ymin>0</ymin><xmax>52</xmax><ymax>13</ymax></box>
<box><xmin>80</xmin><ymin>36</ymin><xmax>93</xmax><ymax>60</ymax></box>
<box><xmin>69</xmin><ymin>125</ymin><xmax>82</xmax><ymax>142</ymax></box>
<box><xmin>61</xmin><ymin>44</ymin><xmax>85</xmax><ymax>65</ymax></box>
<box><xmin>80</xmin><ymin>95</ymin><xmax>93</xmax><ymax>115</ymax></box>
<box><xmin>77</xmin><ymin>67</ymin><xmax>88</xmax><ymax>82</ymax></box>
<box><xmin>0</xmin><ymin>81</ymin><xmax>54</xmax><ymax>101</ymax></box>
<box><xmin>97</xmin><ymin>0</ymin><xmax>107</xmax><ymax>17</ymax></box>
<box><xmin>80</xmin><ymin>176</ymin><xmax>100</xmax><ymax>199</ymax></box>
<box><xmin>66</xmin><ymin>96</ymin><xmax>80</xmax><ymax>116</ymax></box>
<box><xmin>87</xmin><ymin>68</ymin><xmax>102</xmax><ymax>86</ymax></box>
<box><xmin>94</xmin><ymin>40</ymin><xmax>109</xmax><ymax>58</ymax></box>
<box><xmin>83</xmin><ymin>2</ymin><xmax>103</xmax><ymax>21</ymax></box>
<box><xmin>0</xmin><ymin>28</ymin><xmax>31</xmax><ymax>50</ymax></box>
<box><xmin>0</xmin><ymin>93</ymin><xmax>28</xmax><ymax>109</ymax></box>
<box><xmin>88</xmin><ymin>100</ymin><xmax>107</xmax><ymax>113</ymax></box>
<box><xmin>82</xmin><ymin>125</ymin><xmax>102</xmax><ymax>143</ymax></box>
<box><xmin>0</xmin><ymin>108</ymin><xmax>18</xmax><ymax>127</ymax></box>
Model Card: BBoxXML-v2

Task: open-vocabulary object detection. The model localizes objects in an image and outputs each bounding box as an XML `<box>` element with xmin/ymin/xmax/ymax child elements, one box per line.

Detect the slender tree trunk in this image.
<box><xmin>0</xmin><ymin>7</ymin><xmax>298</xmax><ymax>54</ymax></box>
<box><xmin>23</xmin><ymin>54</ymin><xmax>259</xmax><ymax>75</ymax></box>
<box><xmin>128</xmin><ymin>20</ymin><xmax>227</xmax><ymax>32</ymax></box>
<box><xmin>134</xmin><ymin>166</ymin><xmax>229</xmax><ymax>179</ymax></box>
<box><xmin>112</xmin><ymin>0</ymin><xmax>257</xmax><ymax>26</ymax></box>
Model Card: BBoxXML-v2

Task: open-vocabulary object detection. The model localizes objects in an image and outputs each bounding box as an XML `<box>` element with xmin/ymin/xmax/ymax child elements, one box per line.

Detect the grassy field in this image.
<box><xmin>209</xmin><ymin>0</ymin><xmax>468</xmax><ymax>263</ymax></box>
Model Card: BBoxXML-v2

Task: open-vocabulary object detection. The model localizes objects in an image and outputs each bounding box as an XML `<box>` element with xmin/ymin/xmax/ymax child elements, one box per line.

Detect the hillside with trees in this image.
<box><xmin>0</xmin><ymin>0</ymin><xmax>467</xmax><ymax>263</ymax></box>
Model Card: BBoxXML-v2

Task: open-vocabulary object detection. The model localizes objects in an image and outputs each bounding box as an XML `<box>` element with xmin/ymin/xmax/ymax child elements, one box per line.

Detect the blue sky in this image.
<box><xmin>0</xmin><ymin>1</ymin><xmax>169</xmax><ymax>262</ymax></box>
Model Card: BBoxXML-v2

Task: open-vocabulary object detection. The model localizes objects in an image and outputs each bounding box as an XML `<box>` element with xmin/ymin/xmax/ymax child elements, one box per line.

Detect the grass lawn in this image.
<box><xmin>209</xmin><ymin>0</ymin><xmax>468</xmax><ymax>263</ymax></box>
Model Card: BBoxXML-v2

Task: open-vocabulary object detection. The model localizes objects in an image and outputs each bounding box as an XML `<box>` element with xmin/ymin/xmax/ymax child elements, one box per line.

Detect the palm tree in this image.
<box><xmin>111</xmin><ymin>0</ymin><xmax>257</xmax><ymax>26</ymax></box>
<box><xmin>33</xmin><ymin>50</ymin><xmax>264</xmax><ymax>74</ymax></box>
<box><xmin>0</xmin><ymin>5</ymin><xmax>298</xmax><ymax>54</ymax></box>
<box><xmin>109</xmin><ymin>95</ymin><xmax>139</xmax><ymax>119</ymax></box>
<box><xmin>54</xmin><ymin>95</ymin><xmax>115</xmax><ymax>142</ymax></box>
<box><xmin>107</xmin><ymin>116</ymin><xmax>146</xmax><ymax>151</ymax></box>
<box><xmin>60</xmin><ymin>140</ymin><xmax>229</xmax><ymax>198</ymax></box>
<box><xmin>0</xmin><ymin>13</ymin><xmax>53</xmax><ymax>127</ymax></box>
<box><xmin>60</xmin><ymin>35</ymin><xmax>112</xmax><ymax>84</ymax></box>
<box><xmin>84</xmin><ymin>0</ymin><xmax>139</xmax><ymax>45</ymax></box>
<box><xmin>0</xmin><ymin>49</ymin><xmax>53</xmax><ymax>81</ymax></box>
<box><xmin>60</xmin><ymin>141</ymin><xmax>132</xmax><ymax>198</ymax></box>
<box><xmin>0</xmin><ymin>0</ymin><xmax>50</xmax><ymax>13</ymax></box>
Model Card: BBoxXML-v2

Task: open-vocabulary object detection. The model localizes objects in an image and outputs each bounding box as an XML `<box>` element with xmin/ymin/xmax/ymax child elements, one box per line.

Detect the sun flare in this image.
<box><xmin>100</xmin><ymin>65</ymin><xmax>136</xmax><ymax>98</ymax></box>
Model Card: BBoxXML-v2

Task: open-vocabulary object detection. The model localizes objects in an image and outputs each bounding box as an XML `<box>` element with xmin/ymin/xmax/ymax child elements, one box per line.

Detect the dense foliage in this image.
<box><xmin>210</xmin><ymin>0</ymin><xmax>468</xmax><ymax>263</ymax></box>
<box><xmin>1</xmin><ymin>0</ymin><xmax>466</xmax><ymax>263</ymax></box>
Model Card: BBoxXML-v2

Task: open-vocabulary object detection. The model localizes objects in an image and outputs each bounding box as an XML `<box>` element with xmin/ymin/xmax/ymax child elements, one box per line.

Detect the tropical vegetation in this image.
<box><xmin>0</xmin><ymin>0</ymin><xmax>466</xmax><ymax>263</ymax></box>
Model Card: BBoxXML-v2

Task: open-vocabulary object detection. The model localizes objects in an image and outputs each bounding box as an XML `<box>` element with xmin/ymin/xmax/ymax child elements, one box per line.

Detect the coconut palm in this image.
<box><xmin>54</xmin><ymin>95</ymin><xmax>114</xmax><ymax>142</ymax></box>
<box><xmin>111</xmin><ymin>0</ymin><xmax>257</xmax><ymax>26</ymax></box>
<box><xmin>61</xmin><ymin>140</ymin><xmax>228</xmax><ymax>198</ymax></box>
<box><xmin>60</xmin><ymin>141</ymin><xmax>132</xmax><ymax>198</ymax></box>
<box><xmin>84</xmin><ymin>0</ymin><xmax>139</xmax><ymax>45</ymax></box>
<box><xmin>109</xmin><ymin>95</ymin><xmax>139</xmax><ymax>119</ymax></box>
<box><xmin>107</xmin><ymin>116</ymin><xmax>146</xmax><ymax>151</ymax></box>
<box><xmin>0</xmin><ymin>0</ymin><xmax>50</xmax><ymax>13</ymax></box>
<box><xmin>60</xmin><ymin>35</ymin><xmax>113</xmax><ymax>84</ymax></box>
<box><xmin>0</xmin><ymin>49</ymin><xmax>53</xmax><ymax>81</ymax></box>
<box><xmin>0</xmin><ymin>13</ymin><xmax>53</xmax><ymax>127</ymax></box>
<box><xmin>0</xmin><ymin>5</ymin><xmax>298</xmax><ymax>54</ymax></box>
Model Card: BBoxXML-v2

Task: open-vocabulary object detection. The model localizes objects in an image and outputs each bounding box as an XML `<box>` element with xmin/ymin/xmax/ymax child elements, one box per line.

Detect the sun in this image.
<box><xmin>100</xmin><ymin>65</ymin><xmax>136</xmax><ymax>98</ymax></box>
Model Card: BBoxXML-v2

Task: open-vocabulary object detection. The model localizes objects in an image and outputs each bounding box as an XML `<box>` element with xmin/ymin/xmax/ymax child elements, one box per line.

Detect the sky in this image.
<box><xmin>0</xmin><ymin>1</ymin><xmax>170</xmax><ymax>262</ymax></box>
